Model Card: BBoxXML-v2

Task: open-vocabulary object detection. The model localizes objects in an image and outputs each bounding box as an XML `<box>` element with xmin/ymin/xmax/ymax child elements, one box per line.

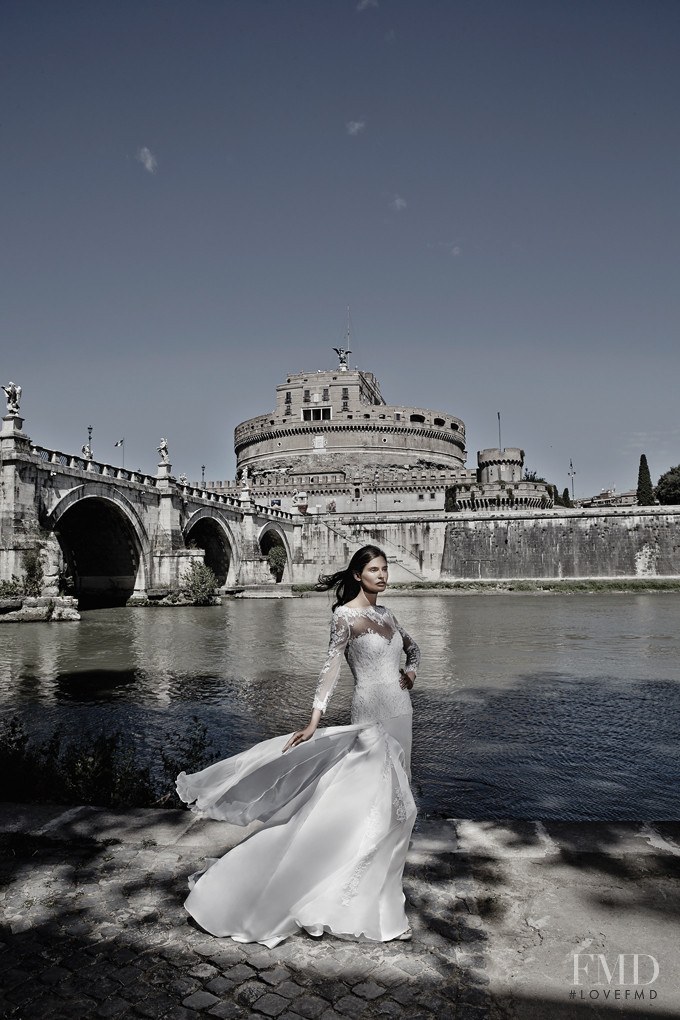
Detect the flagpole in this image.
<box><xmin>497</xmin><ymin>412</ymin><xmax>502</xmax><ymax>451</ymax></box>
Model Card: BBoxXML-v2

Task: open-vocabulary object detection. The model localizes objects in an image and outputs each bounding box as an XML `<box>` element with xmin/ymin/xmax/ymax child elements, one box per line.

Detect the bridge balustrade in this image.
<box><xmin>30</xmin><ymin>445</ymin><xmax>158</xmax><ymax>488</ymax></box>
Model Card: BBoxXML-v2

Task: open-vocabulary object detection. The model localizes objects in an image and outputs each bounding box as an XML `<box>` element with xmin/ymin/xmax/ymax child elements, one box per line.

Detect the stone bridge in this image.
<box><xmin>0</xmin><ymin>414</ymin><xmax>307</xmax><ymax>605</ymax></box>
<box><xmin>3</xmin><ymin>411</ymin><xmax>680</xmax><ymax>606</ymax></box>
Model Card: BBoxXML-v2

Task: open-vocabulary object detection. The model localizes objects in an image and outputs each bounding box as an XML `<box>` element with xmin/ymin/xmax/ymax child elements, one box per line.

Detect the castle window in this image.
<box><xmin>303</xmin><ymin>390</ymin><xmax>310</xmax><ymax>402</ymax></box>
<box><xmin>302</xmin><ymin>407</ymin><xmax>332</xmax><ymax>421</ymax></box>
<box><xmin>434</xmin><ymin>417</ymin><xmax>445</xmax><ymax>426</ymax></box>
<box><xmin>410</xmin><ymin>414</ymin><xmax>425</xmax><ymax>424</ymax></box>
<box><xmin>285</xmin><ymin>391</ymin><xmax>291</xmax><ymax>403</ymax></box>
<box><xmin>364</xmin><ymin>413</ymin><xmax>370</xmax><ymax>418</ymax></box>
<box><xmin>342</xmin><ymin>401</ymin><xmax>349</xmax><ymax>410</ymax></box>
<box><xmin>418</xmin><ymin>493</ymin><xmax>424</xmax><ymax>500</ymax></box>
<box><xmin>451</xmin><ymin>422</ymin><xmax>459</xmax><ymax>431</ymax></box>
<box><xmin>430</xmin><ymin>492</ymin><xmax>436</xmax><ymax>499</ymax></box>
<box><xmin>323</xmin><ymin>388</ymin><xmax>329</xmax><ymax>401</ymax></box>
<box><xmin>342</xmin><ymin>387</ymin><xmax>349</xmax><ymax>399</ymax></box>
<box><xmin>354</xmin><ymin>488</ymin><xmax>361</xmax><ymax>498</ymax></box>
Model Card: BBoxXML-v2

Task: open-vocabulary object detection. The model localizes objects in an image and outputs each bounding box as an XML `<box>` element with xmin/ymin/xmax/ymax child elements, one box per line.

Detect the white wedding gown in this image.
<box><xmin>176</xmin><ymin>604</ymin><xmax>420</xmax><ymax>946</ymax></box>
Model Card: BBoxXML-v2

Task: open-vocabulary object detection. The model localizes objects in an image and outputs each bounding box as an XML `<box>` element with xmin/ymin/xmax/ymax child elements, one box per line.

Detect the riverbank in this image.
<box><xmin>1</xmin><ymin>802</ymin><xmax>678</xmax><ymax>1018</ymax></box>
<box><xmin>294</xmin><ymin>578</ymin><xmax>680</xmax><ymax>596</ymax></box>
<box><xmin>0</xmin><ymin>595</ymin><xmax>80</xmax><ymax>622</ymax></box>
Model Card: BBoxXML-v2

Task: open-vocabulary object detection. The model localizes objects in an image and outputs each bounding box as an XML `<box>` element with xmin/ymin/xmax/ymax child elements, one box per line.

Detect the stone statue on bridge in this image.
<box><xmin>179</xmin><ymin>473</ymin><xmax>188</xmax><ymax>485</ymax></box>
<box><xmin>2</xmin><ymin>381</ymin><xmax>22</xmax><ymax>415</ymax></box>
<box><xmin>81</xmin><ymin>443</ymin><xmax>93</xmax><ymax>460</ymax></box>
<box><xmin>157</xmin><ymin>437</ymin><xmax>169</xmax><ymax>464</ymax></box>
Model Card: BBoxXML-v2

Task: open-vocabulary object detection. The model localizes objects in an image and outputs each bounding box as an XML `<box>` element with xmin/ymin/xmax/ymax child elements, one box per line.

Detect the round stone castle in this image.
<box><xmin>228</xmin><ymin>352</ymin><xmax>551</xmax><ymax>515</ymax></box>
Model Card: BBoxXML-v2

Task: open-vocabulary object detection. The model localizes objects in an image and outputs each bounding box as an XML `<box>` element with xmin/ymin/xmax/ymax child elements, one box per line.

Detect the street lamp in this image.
<box><xmin>82</xmin><ymin>424</ymin><xmax>94</xmax><ymax>461</ymax></box>
<box><xmin>201</xmin><ymin>464</ymin><xmax>205</xmax><ymax>487</ymax></box>
<box><xmin>568</xmin><ymin>459</ymin><xmax>576</xmax><ymax>501</ymax></box>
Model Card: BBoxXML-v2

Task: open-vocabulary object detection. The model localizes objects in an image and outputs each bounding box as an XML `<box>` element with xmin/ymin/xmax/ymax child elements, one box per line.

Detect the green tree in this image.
<box><xmin>181</xmin><ymin>561</ymin><xmax>218</xmax><ymax>605</ymax></box>
<box><xmin>550</xmin><ymin>485</ymin><xmax>564</xmax><ymax>507</ymax></box>
<box><xmin>655</xmin><ymin>465</ymin><xmax>680</xmax><ymax>506</ymax></box>
<box><xmin>562</xmin><ymin>487</ymin><xmax>572</xmax><ymax>508</ymax></box>
<box><xmin>22</xmin><ymin>548</ymin><xmax>43</xmax><ymax>596</ymax></box>
<box><xmin>636</xmin><ymin>454</ymin><xmax>655</xmax><ymax>506</ymax></box>
<box><xmin>267</xmin><ymin>545</ymin><xmax>287</xmax><ymax>582</ymax></box>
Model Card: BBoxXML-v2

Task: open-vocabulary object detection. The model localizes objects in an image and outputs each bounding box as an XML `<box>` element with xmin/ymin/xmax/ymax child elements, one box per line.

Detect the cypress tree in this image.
<box><xmin>636</xmin><ymin>454</ymin><xmax>655</xmax><ymax>506</ymax></box>
<box><xmin>562</xmin><ymin>487</ymin><xmax>572</xmax><ymax>508</ymax></box>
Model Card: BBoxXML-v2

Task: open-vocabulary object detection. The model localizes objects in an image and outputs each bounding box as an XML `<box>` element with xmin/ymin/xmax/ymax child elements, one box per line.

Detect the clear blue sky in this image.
<box><xmin>3</xmin><ymin>0</ymin><xmax>679</xmax><ymax>497</ymax></box>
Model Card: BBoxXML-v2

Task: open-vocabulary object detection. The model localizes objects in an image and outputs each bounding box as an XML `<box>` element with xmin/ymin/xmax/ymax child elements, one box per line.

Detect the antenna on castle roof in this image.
<box><xmin>347</xmin><ymin>304</ymin><xmax>356</xmax><ymax>369</ymax></box>
<box><xmin>332</xmin><ymin>305</ymin><xmax>352</xmax><ymax>371</ymax></box>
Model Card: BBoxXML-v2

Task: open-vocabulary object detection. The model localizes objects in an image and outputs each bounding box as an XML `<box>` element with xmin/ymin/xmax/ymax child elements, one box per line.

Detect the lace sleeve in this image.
<box><xmin>312</xmin><ymin>610</ymin><xmax>351</xmax><ymax>714</ymax></box>
<box><xmin>392</xmin><ymin>613</ymin><xmax>420</xmax><ymax>677</ymax></box>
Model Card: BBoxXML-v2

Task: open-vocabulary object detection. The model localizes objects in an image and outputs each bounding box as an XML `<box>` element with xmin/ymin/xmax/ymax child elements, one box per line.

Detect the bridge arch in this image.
<box><xmin>183</xmin><ymin>508</ymin><xmax>239</xmax><ymax>586</ymax></box>
<box><xmin>45</xmin><ymin>485</ymin><xmax>151</xmax><ymax>607</ymax></box>
<box><xmin>257</xmin><ymin>522</ymin><xmax>292</xmax><ymax>583</ymax></box>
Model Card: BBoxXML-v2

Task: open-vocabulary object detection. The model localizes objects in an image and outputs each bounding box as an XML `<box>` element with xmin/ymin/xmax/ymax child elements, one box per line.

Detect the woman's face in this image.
<box><xmin>355</xmin><ymin>555</ymin><xmax>388</xmax><ymax>594</ymax></box>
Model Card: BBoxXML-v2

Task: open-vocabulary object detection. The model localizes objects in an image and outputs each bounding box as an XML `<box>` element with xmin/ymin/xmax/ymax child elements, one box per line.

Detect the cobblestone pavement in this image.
<box><xmin>0</xmin><ymin>807</ymin><xmax>489</xmax><ymax>1020</ymax></box>
<box><xmin>2</xmin><ymin>807</ymin><xmax>680</xmax><ymax>1019</ymax></box>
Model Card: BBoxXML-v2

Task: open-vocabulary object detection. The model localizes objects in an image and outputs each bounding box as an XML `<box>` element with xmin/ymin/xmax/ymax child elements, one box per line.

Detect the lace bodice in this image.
<box><xmin>313</xmin><ymin>604</ymin><xmax>420</xmax><ymax>724</ymax></box>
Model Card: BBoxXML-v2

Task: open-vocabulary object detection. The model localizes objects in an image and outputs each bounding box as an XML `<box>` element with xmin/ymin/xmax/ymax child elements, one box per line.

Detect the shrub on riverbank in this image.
<box><xmin>0</xmin><ymin>716</ymin><xmax>215</xmax><ymax>809</ymax></box>
<box><xmin>294</xmin><ymin>578</ymin><xmax>680</xmax><ymax>595</ymax></box>
<box><xmin>181</xmin><ymin>562</ymin><xmax>219</xmax><ymax>605</ymax></box>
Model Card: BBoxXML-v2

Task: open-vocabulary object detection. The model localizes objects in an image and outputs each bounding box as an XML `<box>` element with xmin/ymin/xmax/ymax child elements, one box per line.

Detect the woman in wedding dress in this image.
<box><xmin>176</xmin><ymin>545</ymin><xmax>420</xmax><ymax>946</ymax></box>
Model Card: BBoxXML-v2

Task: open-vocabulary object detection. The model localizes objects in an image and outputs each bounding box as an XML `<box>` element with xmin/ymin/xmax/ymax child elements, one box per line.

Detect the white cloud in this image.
<box><xmin>137</xmin><ymin>146</ymin><xmax>157</xmax><ymax>174</ymax></box>
<box><xmin>429</xmin><ymin>240</ymin><xmax>462</xmax><ymax>256</ymax></box>
<box><xmin>391</xmin><ymin>194</ymin><xmax>407</xmax><ymax>212</ymax></box>
<box><xmin>346</xmin><ymin>119</ymin><xmax>366</xmax><ymax>136</ymax></box>
<box><xmin>622</xmin><ymin>427</ymin><xmax>680</xmax><ymax>454</ymax></box>
<box><xmin>357</xmin><ymin>0</ymin><xmax>378</xmax><ymax>11</ymax></box>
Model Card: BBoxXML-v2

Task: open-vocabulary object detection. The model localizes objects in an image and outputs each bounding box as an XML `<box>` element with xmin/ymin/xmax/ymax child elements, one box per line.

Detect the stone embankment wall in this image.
<box><xmin>441</xmin><ymin>506</ymin><xmax>680</xmax><ymax>580</ymax></box>
<box><xmin>292</xmin><ymin>506</ymin><xmax>680</xmax><ymax>583</ymax></box>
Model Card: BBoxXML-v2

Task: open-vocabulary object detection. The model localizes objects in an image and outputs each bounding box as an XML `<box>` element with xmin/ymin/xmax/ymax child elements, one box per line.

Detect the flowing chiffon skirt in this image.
<box><xmin>176</xmin><ymin>715</ymin><xmax>416</xmax><ymax>946</ymax></box>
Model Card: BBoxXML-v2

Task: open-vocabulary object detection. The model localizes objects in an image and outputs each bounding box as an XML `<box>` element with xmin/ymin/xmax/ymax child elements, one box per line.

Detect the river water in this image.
<box><xmin>1</xmin><ymin>593</ymin><xmax>679</xmax><ymax>820</ymax></box>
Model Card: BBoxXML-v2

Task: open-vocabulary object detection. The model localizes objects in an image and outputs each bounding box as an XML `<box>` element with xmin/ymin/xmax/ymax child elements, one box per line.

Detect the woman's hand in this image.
<box><xmin>399</xmin><ymin>669</ymin><xmax>415</xmax><ymax>691</ymax></box>
<box><xmin>282</xmin><ymin>723</ymin><xmax>317</xmax><ymax>753</ymax></box>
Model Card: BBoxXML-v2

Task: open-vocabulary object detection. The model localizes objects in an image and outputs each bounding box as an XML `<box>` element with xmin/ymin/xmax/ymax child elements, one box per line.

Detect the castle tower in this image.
<box><xmin>477</xmin><ymin>448</ymin><xmax>524</xmax><ymax>484</ymax></box>
<box><xmin>232</xmin><ymin>351</ymin><xmax>472</xmax><ymax>513</ymax></box>
<box><xmin>235</xmin><ymin>363</ymin><xmax>467</xmax><ymax>480</ymax></box>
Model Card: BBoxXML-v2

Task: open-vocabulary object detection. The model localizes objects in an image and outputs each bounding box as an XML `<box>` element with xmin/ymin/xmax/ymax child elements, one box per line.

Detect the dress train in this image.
<box><xmin>176</xmin><ymin>716</ymin><xmax>416</xmax><ymax>947</ymax></box>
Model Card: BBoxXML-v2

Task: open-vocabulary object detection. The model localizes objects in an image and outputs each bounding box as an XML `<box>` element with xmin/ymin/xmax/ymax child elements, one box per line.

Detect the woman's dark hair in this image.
<box><xmin>316</xmin><ymin>545</ymin><xmax>387</xmax><ymax>611</ymax></box>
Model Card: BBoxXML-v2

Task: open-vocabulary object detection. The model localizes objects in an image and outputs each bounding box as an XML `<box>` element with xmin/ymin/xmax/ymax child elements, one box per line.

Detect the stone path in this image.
<box><xmin>1</xmin><ymin>805</ymin><xmax>679</xmax><ymax>1019</ymax></box>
